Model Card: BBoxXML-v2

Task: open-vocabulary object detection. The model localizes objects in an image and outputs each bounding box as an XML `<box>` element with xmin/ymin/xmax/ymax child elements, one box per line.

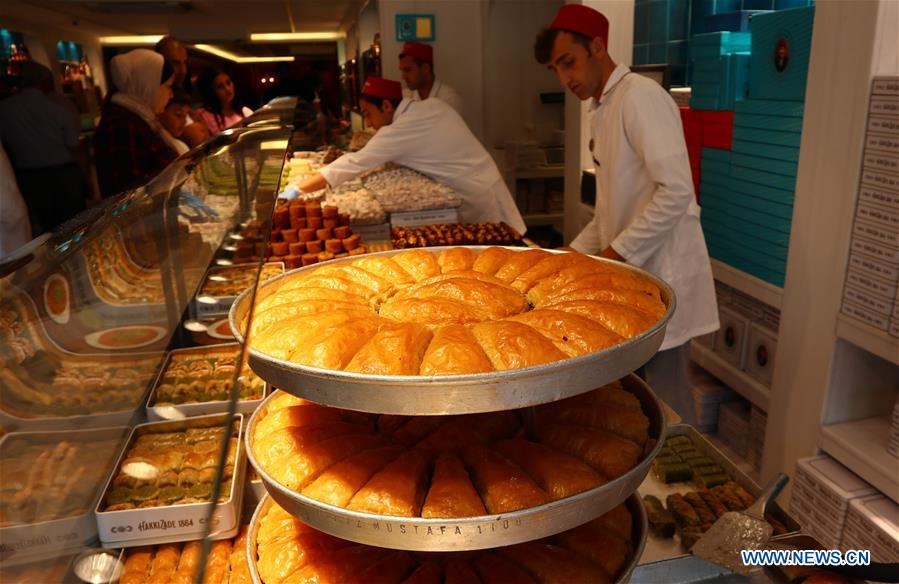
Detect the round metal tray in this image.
<box><xmin>246</xmin><ymin>491</ymin><xmax>648</xmax><ymax>584</ymax></box>
<box><xmin>244</xmin><ymin>374</ymin><xmax>665</xmax><ymax>552</ymax></box>
<box><xmin>229</xmin><ymin>246</ymin><xmax>676</xmax><ymax>415</ymax></box>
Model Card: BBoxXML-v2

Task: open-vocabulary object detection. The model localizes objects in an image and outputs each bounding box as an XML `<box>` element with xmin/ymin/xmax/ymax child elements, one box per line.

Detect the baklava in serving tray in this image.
<box><xmin>230</xmin><ymin>246</ymin><xmax>675</xmax><ymax>415</ymax></box>
<box><xmin>244</xmin><ymin>375</ymin><xmax>664</xmax><ymax>551</ymax></box>
<box><xmin>246</xmin><ymin>492</ymin><xmax>647</xmax><ymax>584</ymax></box>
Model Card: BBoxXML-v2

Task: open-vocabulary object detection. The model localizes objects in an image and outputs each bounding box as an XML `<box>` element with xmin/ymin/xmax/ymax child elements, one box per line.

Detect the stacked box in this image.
<box><xmin>717</xmin><ymin>398</ymin><xmax>751</xmax><ymax>457</ymax></box>
<box><xmin>747</xmin><ymin>405</ymin><xmax>767</xmax><ymax>471</ymax></box>
<box><xmin>692</xmin><ymin>10</ymin><xmax>768</xmax><ymax>35</ymax></box>
<box><xmin>688</xmin><ymin>364</ymin><xmax>736</xmax><ymax>432</ymax></box>
<box><xmin>840</xmin><ymin>495</ymin><xmax>899</xmax><ymax>563</ymax></box>
<box><xmin>890</xmin><ymin>395</ymin><xmax>899</xmax><ymax>459</ymax></box>
<box><xmin>843</xmin><ymin>77</ymin><xmax>899</xmax><ymax>332</ymax></box>
<box><xmin>702</xmin><ymin>110</ymin><xmax>735</xmax><ymax>149</ymax></box>
<box><xmin>748</xmin><ymin>7</ymin><xmax>815</xmax><ymax>102</ymax></box>
<box><xmin>690</xmin><ymin>49</ymin><xmax>750</xmax><ymax>110</ymax></box>
<box><xmin>790</xmin><ymin>455</ymin><xmax>877</xmax><ymax>549</ymax></box>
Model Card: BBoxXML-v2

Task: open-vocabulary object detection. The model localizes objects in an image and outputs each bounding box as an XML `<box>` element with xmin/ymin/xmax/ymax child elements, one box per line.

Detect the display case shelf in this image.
<box><xmin>710</xmin><ymin>259</ymin><xmax>784</xmax><ymax>310</ymax></box>
<box><xmin>819</xmin><ymin>416</ymin><xmax>899</xmax><ymax>503</ymax></box>
<box><xmin>690</xmin><ymin>341</ymin><xmax>771</xmax><ymax>411</ymax></box>
<box><xmin>835</xmin><ymin>315</ymin><xmax>899</xmax><ymax>366</ymax></box>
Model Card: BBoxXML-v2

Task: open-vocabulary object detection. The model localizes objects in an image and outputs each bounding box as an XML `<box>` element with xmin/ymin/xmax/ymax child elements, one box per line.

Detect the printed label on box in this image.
<box><xmin>853</xmin><ymin>220</ymin><xmax>899</xmax><ymax>249</ymax></box>
<box><xmin>863</xmin><ymin>151</ymin><xmax>899</xmax><ymax>175</ymax></box>
<box><xmin>850</xmin><ymin>237</ymin><xmax>899</xmax><ymax>266</ymax></box>
<box><xmin>849</xmin><ymin>252</ymin><xmax>899</xmax><ymax>282</ymax></box>
<box><xmin>844</xmin><ymin>285</ymin><xmax>893</xmax><ymax>315</ymax></box>
<box><xmin>857</xmin><ymin>202</ymin><xmax>899</xmax><ymax>230</ymax></box>
<box><xmin>873</xmin><ymin>77</ymin><xmax>899</xmax><ymax>96</ymax></box>
<box><xmin>390</xmin><ymin>208</ymin><xmax>459</xmax><ymax>228</ymax></box>
<box><xmin>870</xmin><ymin>97</ymin><xmax>899</xmax><ymax>118</ymax></box>
<box><xmin>841</xmin><ymin>301</ymin><xmax>890</xmax><ymax>330</ymax></box>
<box><xmin>865</xmin><ymin>134</ymin><xmax>899</xmax><ymax>155</ymax></box>
<box><xmin>860</xmin><ymin>185</ymin><xmax>899</xmax><ymax>209</ymax></box>
<box><xmin>868</xmin><ymin>116</ymin><xmax>899</xmax><ymax>136</ymax></box>
<box><xmin>846</xmin><ymin>268</ymin><xmax>898</xmax><ymax>301</ymax></box>
<box><xmin>862</xmin><ymin>168</ymin><xmax>899</xmax><ymax>193</ymax></box>
<box><xmin>890</xmin><ymin>319</ymin><xmax>899</xmax><ymax>338</ymax></box>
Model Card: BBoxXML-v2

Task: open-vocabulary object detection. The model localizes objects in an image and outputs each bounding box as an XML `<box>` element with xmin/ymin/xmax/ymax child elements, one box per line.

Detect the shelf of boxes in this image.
<box><xmin>710</xmin><ymin>259</ymin><xmax>784</xmax><ymax>310</ymax></box>
<box><xmin>819</xmin><ymin>416</ymin><xmax>899</xmax><ymax>503</ymax></box>
<box><xmin>836</xmin><ymin>314</ymin><xmax>899</xmax><ymax>366</ymax></box>
<box><xmin>690</xmin><ymin>341</ymin><xmax>771</xmax><ymax>411</ymax></box>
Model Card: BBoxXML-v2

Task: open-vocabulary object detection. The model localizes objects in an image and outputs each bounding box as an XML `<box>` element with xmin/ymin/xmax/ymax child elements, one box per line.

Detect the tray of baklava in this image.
<box><xmin>244</xmin><ymin>374</ymin><xmax>665</xmax><ymax>551</ymax></box>
<box><xmin>145</xmin><ymin>344</ymin><xmax>267</xmax><ymax>421</ymax></box>
<box><xmin>230</xmin><ymin>246</ymin><xmax>675</xmax><ymax>415</ymax></box>
<box><xmin>94</xmin><ymin>413</ymin><xmax>246</xmax><ymax>547</ymax></box>
<box><xmin>247</xmin><ymin>491</ymin><xmax>646</xmax><ymax>584</ymax></box>
<box><xmin>0</xmin><ymin>426</ymin><xmax>128</xmax><ymax>567</ymax></box>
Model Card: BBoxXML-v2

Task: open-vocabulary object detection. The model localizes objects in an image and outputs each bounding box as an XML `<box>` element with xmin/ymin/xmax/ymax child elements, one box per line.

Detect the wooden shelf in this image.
<box><xmin>819</xmin><ymin>416</ymin><xmax>899</xmax><ymax>503</ymax></box>
<box><xmin>835</xmin><ymin>314</ymin><xmax>899</xmax><ymax>366</ymax></box>
<box><xmin>690</xmin><ymin>341</ymin><xmax>771</xmax><ymax>411</ymax></box>
<box><xmin>523</xmin><ymin>212</ymin><xmax>563</xmax><ymax>227</ymax></box>
<box><xmin>710</xmin><ymin>259</ymin><xmax>784</xmax><ymax>310</ymax></box>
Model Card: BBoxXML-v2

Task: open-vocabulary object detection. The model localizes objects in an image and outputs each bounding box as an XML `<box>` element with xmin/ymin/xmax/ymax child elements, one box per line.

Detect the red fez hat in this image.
<box><xmin>400</xmin><ymin>41</ymin><xmax>433</xmax><ymax>63</ymax></box>
<box><xmin>549</xmin><ymin>4</ymin><xmax>609</xmax><ymax>46</ymax></box>
<box><xmin>361</xmin><ymin>76</ymin><xmax>403</xmax><ymax>101</ymax></box>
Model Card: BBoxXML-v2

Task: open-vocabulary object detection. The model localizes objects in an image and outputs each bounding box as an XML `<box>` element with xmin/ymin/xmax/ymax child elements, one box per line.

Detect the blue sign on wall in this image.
<box><xmin>395</xmin><ymin>14</ymin><xmax>435</xmax><ymax>42</ymax></box>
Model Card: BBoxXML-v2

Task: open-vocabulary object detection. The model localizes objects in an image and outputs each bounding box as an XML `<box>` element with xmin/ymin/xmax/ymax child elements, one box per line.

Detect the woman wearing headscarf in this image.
<box><xmin>93</xmin><ymin>48</ymin><xmax>183</xmax><ymax>198</ymax></box>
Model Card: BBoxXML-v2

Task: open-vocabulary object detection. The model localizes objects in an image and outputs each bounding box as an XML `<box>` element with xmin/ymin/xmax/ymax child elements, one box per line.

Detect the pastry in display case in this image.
<box><xmin>241</xmin><ymin>247</ymin><xmax>666</xmax><ymax>375</ymax></box>
<box><xmin>392</xmin><ymin>222</ymin><xmax>524</xmax><ymax>248</ymax></box>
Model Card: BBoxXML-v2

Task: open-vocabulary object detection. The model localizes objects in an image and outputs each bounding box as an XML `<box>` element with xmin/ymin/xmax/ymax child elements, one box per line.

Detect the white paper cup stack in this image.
<box><xmin>790</xmin><ymin>455</ymin><xmax>877</xmax><ymax>550</ymax></box>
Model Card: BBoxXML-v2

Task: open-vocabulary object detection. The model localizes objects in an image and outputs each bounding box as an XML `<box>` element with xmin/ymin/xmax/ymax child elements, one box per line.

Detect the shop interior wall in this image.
<box><xmin>378</xmin><ymin>0</ymin><xmax>489</xmax><ymax>140</ymax></box>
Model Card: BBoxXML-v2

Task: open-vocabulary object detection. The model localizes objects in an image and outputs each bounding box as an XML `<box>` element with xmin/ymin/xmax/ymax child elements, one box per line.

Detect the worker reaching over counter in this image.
<box><xmin>291</xmin><ymin>76</ymin><xmax>525</xmax><ymax>235</ymax></box>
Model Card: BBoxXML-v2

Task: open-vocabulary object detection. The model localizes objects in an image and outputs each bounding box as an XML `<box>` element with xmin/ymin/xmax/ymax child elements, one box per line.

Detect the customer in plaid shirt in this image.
<box><xmin>94</xmin><ymin>49</ymin><xmax>179</xmax><ymax>198</ymax></box>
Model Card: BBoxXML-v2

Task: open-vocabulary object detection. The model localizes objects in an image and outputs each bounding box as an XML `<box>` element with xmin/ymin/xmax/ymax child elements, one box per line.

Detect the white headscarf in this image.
<box><xmin>109</xmin><ymin>48</ymin><xmax>184</xmax><ymax>156</ymax></box>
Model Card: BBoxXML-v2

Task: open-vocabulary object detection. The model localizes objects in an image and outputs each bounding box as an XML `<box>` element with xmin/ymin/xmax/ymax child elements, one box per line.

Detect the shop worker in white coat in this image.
<box><xmin>535</xmin><ymin>5</ymin><xmax>718</xmax><ymax>424</ymax></box>
<box><xmin>293</xmin><ymin>76</ymin><xmax>525</xmax><ymax>234</ymax></box>
<box><xmin>399</xmin><ymin>42</ymin><xmax>464</xmax><ymax>116</ymax></box>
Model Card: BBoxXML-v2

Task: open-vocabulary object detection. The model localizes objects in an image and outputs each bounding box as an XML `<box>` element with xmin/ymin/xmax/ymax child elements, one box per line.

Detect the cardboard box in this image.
<box><xmin>862</xmin><ymin>168</ymin><xmax>899</xmax><ymax>194</ymax></box>
<box><xmin>848</xmin><ymin>253</ymin><xmax>899</xmax><ymax>285</ymax></box>
<box><xmin>860</xmin><ymin>185</ymin><xmax>899</xmax><ymax>210</ymax></box>
<box><xmin>843</xmin><ymin>284</ymin><xmax>893</xmax><ymax>315</ymax></box>
<box><xmin>749</xmin><ymin>7</ymin><xmax>815</xmax><ymax>101</ymax></box>
<box><xmin>865</xmin><ymin>133</ymin><xmax>899</xmax><ymax>156</ymax></box>
<box><xmin>850</xmin><ymin>236</ymin><xmax>899</xmax><ymax>266</ymax></box>
<box><xmin>745</xmin><ymin>323</ymin><xmax>777</xmax><ymax>388</ymax></box>
<box><xmin>873</xmin><ymin>77</ymin><xmax>899</xmax><ymax>96</ymax></box>
<box><xmin>714</xmin><ymin>305</ymin><xmax>750</xmax><ymax>369</ymax></box>
<box><xmin>95</xmin><ymin>414</ymin><xmax>245</xmax><ymax>548</ymax></box>
<box><xmin>840</xmin><ymin>300</ymin><xmax>891</xmax><ymax>330</ymax></box>
<box><xmin>853</xmin><ymin>219</ymin><xmax>899</xmax><ymax>250</ymax></box>
<box><xmin>868</xmin><ymin>116</ymin><xmax>899</xmax><ymax>136</ymax></box>
<box><xmin>869</xmin><ymin>96</ymin><xmax>899</xmax><ymax>118</ymax></box>
<box><xmin>863</xmin><ymin>150</ymin><xmax>899</xmax><ymax>176</ymax></box>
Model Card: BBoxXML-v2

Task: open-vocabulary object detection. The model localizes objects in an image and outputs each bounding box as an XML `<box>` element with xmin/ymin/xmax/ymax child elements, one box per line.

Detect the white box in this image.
<box><xmin>713</xmin><ymin>306</ymin><xmax>750</xmax><ymax>370</ymax></box>
<box><xmin>744</xmin><ymin>323</ymin><xmax>777</xmax><ymax>388</ymax></box>
<box><xmin>868</xmin><ymin>116</ymin><xmax>899</xmax><ymax>136</ymax></box>
<box><xmin>390</xmin><ymin>207</ymin><xmax>459</xmax><ymax>228</ymax></box>
<box><xmin>843</xmin><ymin>284</ymin><xmax>893</xmax><ymax>315</ymax></box>
<box><xmin>850</xmin><ymin>236</ymin><xmax>899</xmax><ymax>266</ymax></box>
<box><xmin>857</xmin><ymin>201</ymin><xmax>899</xmax><ymax>231</ymax></box>
<box><xmin>0</xmin><ymin>427</ymin><xmax>128</xmax><ymax>567</ymax></box>
<box><xmin>865</xmin><ymin>133</ymin><xmax>899</xmax><ymax>156</ymax></box>
<box><xmin>95</xmin><ymin>414</ymin><xmax>245</xmax><ymax>548</ymax></box>
<box><xmin>846</xmin><ymin>268</ymin><xmax>898</xmax><ymax>302</ymax></box>
<box><xmin>860</xmin><ymin>184</ymin><xmax>899</xmax><ymax>210</ymax></box>
<box><xmin>862</xmin><ymin>168</ymin><xmax>899</xmax><ymax>194</ymax></box>
<box><xmin>847</xmin><ymin>495</ymin><xmax>899</xmax><ymax>562</ymax></box>
<box><xmin>870</xmin><ymin>96</ymin><xmax>899</xmax><ymax>118</ymax></box>
<box><xmin>842</xmin><ymin>300</ymin><xmax>891</xmax><ymax>330</ymax></box>
<box><xmin>853</xmin><ymin>219</ymin><xmax>899</xmax><ymax>250</ymax></box>
<box><xmin>873</xmin><ymin>77</ymin><xmax>899</xmax><ymax>96</ymax></box>
<box><xmin>795</xmin><ymin>455</ymin><xmax>877</xmax><ymax>514</ymax></box>
<box><xmin>849</xmin><ymin>252</ymin><xmax>899</xmax><ymax>283</ymax></box>
<box><xmin>863</xmin><ymin>150</ymin><xmax>899</xmax><ymax>174</ymax></box>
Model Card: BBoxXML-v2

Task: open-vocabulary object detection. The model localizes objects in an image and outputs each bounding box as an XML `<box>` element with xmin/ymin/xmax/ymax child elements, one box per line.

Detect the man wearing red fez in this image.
<box><xmin>290</xmin><ymin>76</ymin><xmax>524</xmax><ymax>234</ymax></box>
<box><xmin>399</xmin><ymin>41</ymin><xmax>463</xmax><ymax>116</ymax></box>
<box><xmin>535</xmin><ymin>4</ymin><xmax>718</xmax><ymax>424</ymax></box>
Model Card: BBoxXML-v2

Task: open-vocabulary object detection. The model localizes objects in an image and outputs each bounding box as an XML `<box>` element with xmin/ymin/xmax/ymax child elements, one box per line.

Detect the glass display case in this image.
<box><xmin>0</xmin><ymin>99</ymin><xmax>314</xmax><ymax>583</ymax></box>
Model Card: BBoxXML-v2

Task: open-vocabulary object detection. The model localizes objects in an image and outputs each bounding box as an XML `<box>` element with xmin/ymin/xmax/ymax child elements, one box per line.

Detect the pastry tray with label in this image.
<box><xmin>192</xmin><ymin>262</ymin><xmax>284</xmax><ymax>319</ymax></box>
<box><xmin>94</xmin><ymin>413</ymin><xmax>246</xmax><ymax>548</ymax></box>
<box><xmin>244</xmin><ymin>374</ymin><xmax>665</xmax><ymax>552</ymax></box>
<box><xmin>0</xmin><ymin>426</ymin><xmax>129</xmax><ymax>567</ymax></box>
<box><xmin>245</xmin><ymin>490</ymin><xmax>648</xmax><ymax>584</ymax></box>
<box><xmin>145</xmin><ymin>343</ymin><xmax>268</xmax><ymax>422</ymax></box>
<box><xmin>229</xmin><ymin>246</ymin><xmax>676</xmax><ymax>415</ymax></box>
<box><xmin>637</xmin><ymin>423</ymin><xmax>801</xmax><ymax>565</ymax></box>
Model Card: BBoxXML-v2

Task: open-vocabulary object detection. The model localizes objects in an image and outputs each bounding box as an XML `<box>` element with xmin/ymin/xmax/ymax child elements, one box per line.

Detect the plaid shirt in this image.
<box><xmin>94</xmin><ymin>103</ymin><xmax>177</xmax><ymax>198</ymax></box>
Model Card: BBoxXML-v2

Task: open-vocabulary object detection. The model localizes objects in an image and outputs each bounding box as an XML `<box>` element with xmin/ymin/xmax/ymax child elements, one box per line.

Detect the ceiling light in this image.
<box><xmin>250</xmin><ymin>32</ymin><xmax>341</xmax><ymax>42</ymax></box>
<box><xmin>99</xmin><ymin>35</ymin><xmax>164</xmax><ymax>45</ymax></box>
<box><xmin>194</xmin><ymin>44</ymin><xmax>294</xmax><ymax>63</ymax></box>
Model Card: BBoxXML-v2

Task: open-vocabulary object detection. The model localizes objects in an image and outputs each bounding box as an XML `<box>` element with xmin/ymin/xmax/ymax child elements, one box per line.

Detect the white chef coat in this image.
<box><xmin>320</xmin><ymin>98</ymin><xmax>525</xmax><ymax>234</ymax></box>
<box><xmin>571</xmin><ymin>64</ymin><xmax>718</xmax><ymax>350</ymax></box>
<box><xmin>403</xmin><ymin>78</ymin><xmax>464</xmax><ymax>117</ymax></box>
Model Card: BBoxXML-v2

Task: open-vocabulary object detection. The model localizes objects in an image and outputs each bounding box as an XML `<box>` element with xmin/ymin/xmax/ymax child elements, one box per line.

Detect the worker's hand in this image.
<box><xmin>600</xmin><ymin>246</ymin><xmax>625</xmax><ymax>262</ymax></box>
